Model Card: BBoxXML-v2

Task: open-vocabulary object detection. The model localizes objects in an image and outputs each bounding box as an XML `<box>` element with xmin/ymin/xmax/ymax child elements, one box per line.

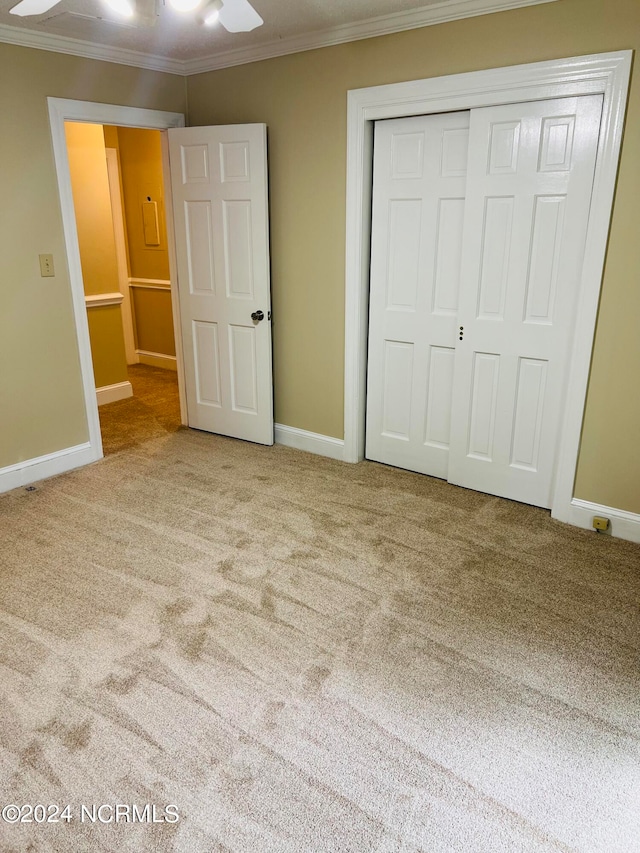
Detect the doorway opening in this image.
<box><xmin>48</xmin><ymin>98</ymin><xmax>186</xmax><ymax>470</ymax></box>
<box><xmin>64</xmin><ymin>120</ymin><xmax>182</xmax><ymax>455</ymax></box>
<box><xmin>49</xmin><ymin>98</ymin><xmax>274</xmax><ymax>476</ymax></box>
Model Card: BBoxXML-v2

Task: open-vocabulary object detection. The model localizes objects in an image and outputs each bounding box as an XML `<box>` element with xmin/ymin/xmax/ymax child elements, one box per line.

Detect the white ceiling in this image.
<box><xmin>0</xmin><ymin>0</ymin><xmax>557</xmax><ymax>74</ymax></box>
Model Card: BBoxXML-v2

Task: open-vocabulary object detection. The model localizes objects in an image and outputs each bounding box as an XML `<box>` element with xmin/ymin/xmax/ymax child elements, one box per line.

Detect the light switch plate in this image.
<box><xmin>39</xmin><ymin>254</ymin><xmax>55</xmax><ymax>277</ymax></box>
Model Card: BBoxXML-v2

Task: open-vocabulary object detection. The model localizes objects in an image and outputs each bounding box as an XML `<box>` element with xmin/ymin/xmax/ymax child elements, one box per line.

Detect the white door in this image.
<box><xmin>448</xmin><ymin>95</ymin><xmax>602</xmax><ymax>507</ymax></box>
<box><xmin>366</xmin><ymin>111</ymin><xmax>470</xmax><ymax>478</ymax></box>
<box><xmin>366</xmin><ymin>95</ymin><xmax>602</xmax><ymax>508</ymax></box>
<box><xmin>168</xmin><ymin>124</ymin><xmax>273</xmax><ymax>445</ymax></box>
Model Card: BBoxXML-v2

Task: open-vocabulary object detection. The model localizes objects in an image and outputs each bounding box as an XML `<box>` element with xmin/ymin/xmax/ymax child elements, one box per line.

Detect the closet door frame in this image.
<box><xmin>343</xmin><ymin>50</ymin><xmax>631</xmax><ymax>527</ymax></box>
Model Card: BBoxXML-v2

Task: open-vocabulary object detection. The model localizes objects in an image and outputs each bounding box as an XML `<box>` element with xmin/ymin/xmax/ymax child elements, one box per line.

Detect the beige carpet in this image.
<box><xmin>0</xmin><ymin>427</ymin><xmax>639</xmax><ymax>852</ymax></box>
<box><xmin>98</xmin><ymin>364</ymin><xmax>182</xmax><ymax>456</ymax></box>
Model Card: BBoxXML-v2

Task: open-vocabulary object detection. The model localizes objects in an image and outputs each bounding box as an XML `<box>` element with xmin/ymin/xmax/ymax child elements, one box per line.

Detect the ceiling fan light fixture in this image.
<box><xmin>103</xmin><ymin>0</ymin><xmax>134</xmax><ymax>16</ymax></box>
<box><xmin>169</xmin><ymin>0</ymin><xmax>202</xmax><ymax>12</ymax></box>
<box><xmin>201</xmin><ymin>0</ymin><xmax>221</xmax><ymax>25</ymax></box>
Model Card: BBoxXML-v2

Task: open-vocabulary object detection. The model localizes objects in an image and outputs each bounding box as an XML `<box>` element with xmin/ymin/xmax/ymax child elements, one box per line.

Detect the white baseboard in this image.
<box><xmin>137</xmin><ymin>350</ymin><xmax>178</xmax><ymax>371</ymax></box>
<box><xmin>0</xmin><ymin>442</ymin><xmax>97</xmax><ymax>495</ymax></box>
<box><xmin>272</xmin><ymin>428</ymin><xmax>640</xmax><ymax>544</ymax></box>
<box><xmin>96</xmin><ymin>380</ymin><xmax>133</xmax><ymax>406</ymax></box>
<box><xmin>564</xmin><ymin>498</ymin><xmax>640</xmax><ymax>544</ymax></box>
<box><xmin>275</xmin><ymin>424</ymin><xmax>345</xmax><ymax>461</ymax></box>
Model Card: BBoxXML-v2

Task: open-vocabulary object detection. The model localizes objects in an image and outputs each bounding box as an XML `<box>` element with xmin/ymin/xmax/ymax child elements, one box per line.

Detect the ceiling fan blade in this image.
<box><xmin>129</xmin><ymin>0</ymin><xmax>158</xmax><ymax>26</ymax></box>
<box><xmin>10</xmin><ymin>0</ymin><xmax>61</xmax><ymax>15</ymax></box>
<box><xmin>218</xmin><ymin>0</ymin><xmax>262</xmax><ymax>33</ymax></box>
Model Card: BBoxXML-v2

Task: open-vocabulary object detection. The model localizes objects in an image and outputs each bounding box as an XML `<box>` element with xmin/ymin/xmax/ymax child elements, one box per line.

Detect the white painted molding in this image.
<box><xmin>0</xmin><ymin>442</ymin><xmax>95</xmax><ymax>495</ymax></box>
<box><xmin>161</xmin><ymin>131</ymin><xmax>189</xmax><ymax>426</ymax></box>
<box><xmin>85</xmin><ymin>291</ymin><xmax>124</xmax><ymax>307</ymax></box>
<box><xmin>1</xmin><ymin>0</ymin><xmax>558</xmax><ymax>76</ymax></box>
<box><xmin>275</xmin><ymin>424</ymin><xmax>345</xmax><ymax>462</ymax></box>
<box><xmin>129</xmin><ymin>278</ymin><xmax>172</xmax><ymax>290</ymax></box>
<box><xmin>96</xmin><ymin>380</ymin><xmax>133</xmax><ymax>406</ymax></box>
<box><xmin>0</xmin><ymin>22</ymin><xmax>184</xmax><ymax>74</ymax></box>
<box><xmin>565</xmin><ymin>499</ymin><xmax>640</xmax><ymax>545</ymax></box>
<box><xmin>137</xmin><ymin>350</ymin><xmax>178</xmax><ymax>370</ymax></box>
<box><xmin>343</xmin><ymin>51</ymin><xmax>632</xmax><ymax>535</ymax></box>
<box><xmin>183</xmin><ymin>0</ymin><xmax>558</xmax><ymax>74</ymax></box>
<box><xmin>106</xmin><ymin>148</ymin><xmax>137</xmax><ymax>365</ymax></box>
<box><xmin>48</xmin><ymin>98</ymin><xmax>184</xmax><ymax>131</ymax></box>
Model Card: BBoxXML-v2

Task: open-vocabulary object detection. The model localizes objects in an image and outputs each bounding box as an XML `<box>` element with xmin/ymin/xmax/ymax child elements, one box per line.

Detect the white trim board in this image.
<box><xmin>1</xmin><ymin>0</ymin><xmax>558</xmax><ymax>76</ymax></box>
<box><xmin>129</xmin><ymin>278</ymin><xmax>172</xmax><ymax>290</ymax></box>
<box><xmin>46</xmin><ymin>97</ymin><xmax>186</xmax><ymax>486</ymax></box>
<box><xmin>182</xmin><ymin>0</ymin><xmax>558</xmax><ymax>75</ymax></box>
<box><xmin>160</xmin><ymin>131</ymin><xmax>189</xmax><ymax>425</ymax></box>
<box><xmin>0</xmin><ymin>22</ymin><xmax>184</xmax><ymax>74</ymax></box>
<box><xmin>344</xmin><ymin>51</ymin><xmax>632</xmax><ymax>533</ymax></box>
<box><xmin>105</xmin><ymin>147</ymin><xmax>137</xmax><ymax>365</ymax></box>
<box><xmin>85</xmin><ymin>292</ymin><xmax>123</xmax><ymax>307</ymax></box>
<box><xmin>96</xmin><ymin>380</ymin><xmax>133</xmax><ymax>406</ymax></box>
<box><xmin>275</xmin><ymin>424</ymin><xmax>345</xmax><ymax>462</ymax></box>
<box><xmin>137</xmin><ymin>350</ymin><xmax>178</xmax><ymax>370</ymax></box>
<box><xmin>566</xmin><ymin>499</ymin><xmax>640</xmax><ymax>544</ymax></box>
<box><xmin>0</xmin><ymin>442</ymin><xmax>94</xmax><ymax>495</ymax></box>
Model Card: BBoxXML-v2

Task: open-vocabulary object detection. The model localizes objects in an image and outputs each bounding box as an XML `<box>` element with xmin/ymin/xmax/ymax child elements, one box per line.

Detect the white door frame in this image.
<box><xmin>48</xmin><ymin>98</ymin><xmax>186</xmax><ymax>464</ymax></box>
<box><xmin>343</xmin><ymin>50</ymin><xmax>632</xmax><ymax>524</ymax></box>
<box><xmin>105</xmin><ymin>147</ymin><xmax>137</xmax><ymax>365</ymax></box>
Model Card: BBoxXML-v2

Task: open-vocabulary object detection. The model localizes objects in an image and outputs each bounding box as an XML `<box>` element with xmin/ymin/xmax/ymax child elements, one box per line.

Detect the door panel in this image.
<box><xmin>366</xmin><ymin>111</ymin><xmax>470</xmax><ymax>479</ymax></box>
<box><xmin>193</xmin><ymin>320</ymin><xmax>222</xmax><ymax>407</ymax></box>
<box><xmin>448</xmin><ymin>95</ymin><xmax>602</xmax><ymax>506</ymax></box>
<box><xmin>424</xmin><ymin>346</ymin><xmax>455</xmax><ymax>448</ymax></box>
<box><xmin>467</xmin><ymin>352</ymin><xmax>501</xmax><ymax>461</ymax></box>
<box><xmin>433</xmin><ymin>198</ymin><xmax>465</xmax><ymax>314</ymax></box>
<box><xmin>382</xmin><ymin>340</ymin><xmax>414</xmax><ymax>440</ymax></box>
<box><xmin>168</xmin><ymin>124</ymin><xmax>273</xmax><ymax>445</ymax></box>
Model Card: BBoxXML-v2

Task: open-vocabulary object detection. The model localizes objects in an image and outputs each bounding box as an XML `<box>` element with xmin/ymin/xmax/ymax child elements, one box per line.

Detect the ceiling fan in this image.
<box><xmin>9</xmin><ymin>0</ymin><xmax>263</xmax><ymax>30</ymax></box>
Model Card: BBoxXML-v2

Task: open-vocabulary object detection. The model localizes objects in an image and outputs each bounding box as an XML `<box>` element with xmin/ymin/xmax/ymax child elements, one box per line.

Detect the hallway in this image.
<box><xmin>98</xmin><ymin>364</ymin><xmax>182</xmax><ymax>455</ymax></box>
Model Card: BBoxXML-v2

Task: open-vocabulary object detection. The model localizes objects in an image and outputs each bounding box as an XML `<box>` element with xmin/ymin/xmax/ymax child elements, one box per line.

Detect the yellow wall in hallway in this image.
<box><xmin>115</xmin><ymin>126</ymin><xmax>170</xmax><ymax>282</ymax></box>
<box><xmin>65</xmin><ymin>121</ymin><xmax>128</xmax><ymax>391</ymax></box>
<box><xmin>87</xmin><ymin>307</ymin><xmax>129</xmax><ymax>389</ymax></box>
<box><xmin>131</xmin><ymin>288</ymin><xmax>176</xmax><ymax>358</ymax></box>
<box><xmin>112</xmin><ymin>126</ymin><xmax>176</xmax><ymax>360</ymax></box>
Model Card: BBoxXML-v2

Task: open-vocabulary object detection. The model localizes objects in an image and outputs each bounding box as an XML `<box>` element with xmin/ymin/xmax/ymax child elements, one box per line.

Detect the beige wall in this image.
<box><xmin>0</xmin><ymin>43</ymin><xmax>185</xmax><ymax>468</ymax></box>
<box><xmin>187</xmin><ymin>0</ymin><xmax>640</xmax><ymax>514</ymax></box>
<box><xmin>65</xmin><ymin>121</ymin><xmax>128</xmax><ymax>389</ymax></box>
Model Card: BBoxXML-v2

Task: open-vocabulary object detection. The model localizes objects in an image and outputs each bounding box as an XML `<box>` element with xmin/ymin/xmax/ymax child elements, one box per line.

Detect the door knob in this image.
<box><xmin>251</xmin><ymin>310</ymin><xmax>265</xmax><ymax>322</ymax></box>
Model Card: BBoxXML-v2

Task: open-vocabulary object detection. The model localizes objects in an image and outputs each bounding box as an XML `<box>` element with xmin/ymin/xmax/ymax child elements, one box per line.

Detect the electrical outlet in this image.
<box><xmin>592</xmin><ymin>516</ymin><xmax>610</xmax><ymax>532</ymax></box>
<box><xmin>39</xmin><ymin>254</ymin><xmax>55</xmax><ymax>277</ymax></box>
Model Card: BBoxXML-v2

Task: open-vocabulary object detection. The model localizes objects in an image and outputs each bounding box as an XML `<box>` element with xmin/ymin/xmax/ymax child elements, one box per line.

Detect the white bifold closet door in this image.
<box><xmin>366</xmin><ymin>95</ymin><xmax>602</xmax><ymax>508</ymax></box>
<box><xmin>366</xmin><ymin>111</ymin><xmax>470</xmax><ymax>479</ymax></box>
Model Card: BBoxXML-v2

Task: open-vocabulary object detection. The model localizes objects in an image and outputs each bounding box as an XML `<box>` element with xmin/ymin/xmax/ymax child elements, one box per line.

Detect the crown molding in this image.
<box><xmin>0</xmin><ymin>21</ymin><xmax>185</xmax><ymax>73</ymax></box>
<box><xmin>0</xmin><ymin>0</ymin><xmax>559</xmax><ymax>77</ymax></box>
<box><xmin>183</xmin><ymin>0</ymin><xmax>560</xmax><ymax>75</ymax></box>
